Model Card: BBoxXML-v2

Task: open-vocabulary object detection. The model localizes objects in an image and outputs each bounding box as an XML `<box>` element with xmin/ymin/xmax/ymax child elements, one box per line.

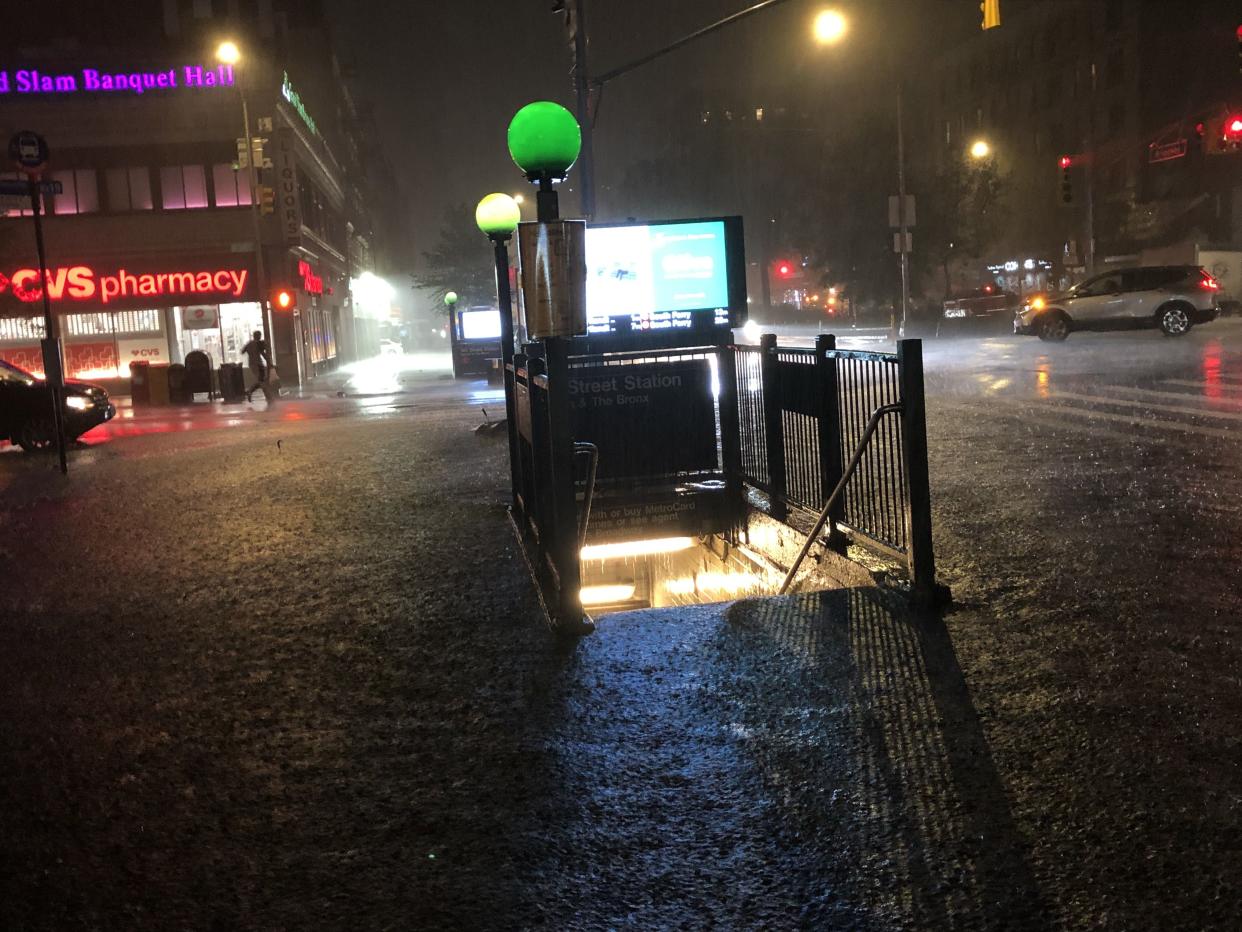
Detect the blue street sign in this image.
<box><xmin>0</xmin><ymin>178</ymin><xmax>62</xmax><ymax>195</ymax></box>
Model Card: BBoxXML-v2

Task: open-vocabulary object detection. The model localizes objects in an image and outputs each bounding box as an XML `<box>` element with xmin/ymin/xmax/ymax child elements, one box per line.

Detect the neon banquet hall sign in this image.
<box><xmin>0</xmin><ymin>64</ymin><xmax>235</xmax><ymax>95</ymax></box>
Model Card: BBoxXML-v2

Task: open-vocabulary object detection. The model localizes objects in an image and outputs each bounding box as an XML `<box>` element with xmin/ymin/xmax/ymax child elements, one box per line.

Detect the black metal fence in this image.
<box><xmin>734</xmin><ymin>333</ymin><xmax>936</xmax><ymax>604</ymax></box>
<box><xmin>510</xmin><ymin>346</ymin><xmax>583</xmax><ymax>630</ymax></box>
<box><xmin>509</xmin><ymin>331</ymin><xmax>939</xmax><ymax>621</ymax></box>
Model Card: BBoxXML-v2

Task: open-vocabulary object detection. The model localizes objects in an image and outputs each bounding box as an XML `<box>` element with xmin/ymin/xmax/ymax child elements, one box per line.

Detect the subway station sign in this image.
<box><xmin>569</xmin><ymin>359</ymin><xmax>717</xmax><ymax>480</ymax></box>
<box><xmin>0</xmin><ymin>64</ymin><xmax>235</xmax><ymax>95</ymax></box>
<box><xmin>0</xmin><ymin>257</ymin><xmax>255</xmax><ymax>312</ymax></box>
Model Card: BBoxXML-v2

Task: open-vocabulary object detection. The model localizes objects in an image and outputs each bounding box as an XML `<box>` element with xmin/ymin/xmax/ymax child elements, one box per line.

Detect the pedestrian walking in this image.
<box><xmin>240</xmin><ymin>330</ymin><xmax>272</xmax><ymax>403</ymax></box>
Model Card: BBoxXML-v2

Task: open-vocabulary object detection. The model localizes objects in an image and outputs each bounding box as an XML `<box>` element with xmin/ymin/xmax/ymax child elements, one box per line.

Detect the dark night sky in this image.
<box><xmin>326</xmin><ymin>0</ymin><xmax>978</xmax><ymax>260</ymax></box>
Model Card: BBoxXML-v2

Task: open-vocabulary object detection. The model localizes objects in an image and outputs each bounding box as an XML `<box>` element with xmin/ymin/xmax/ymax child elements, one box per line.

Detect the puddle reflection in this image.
<box><xmin>1036</xmin><ymin>363</ymin><xmax>1051</xmax><ymax>399</ymax></box>
<box><xmin>1203</xmin><ymin>343</ymin><xmax>1222</xmax><ymax>400</ymax></box>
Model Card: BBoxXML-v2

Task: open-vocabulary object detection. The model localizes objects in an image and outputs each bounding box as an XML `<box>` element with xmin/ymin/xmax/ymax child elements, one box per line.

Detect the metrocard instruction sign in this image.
<box><xmin>0</xmin><ymin>259</ymin><xmax>255</xmax><ymax>312</ymax></box>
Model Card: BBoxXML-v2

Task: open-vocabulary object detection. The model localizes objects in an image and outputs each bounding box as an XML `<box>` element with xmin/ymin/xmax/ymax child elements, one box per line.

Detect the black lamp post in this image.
<box><xmin>505</xmin><ymin>101</ymin><xmax>592</xmax><ymax>635</ymax></box>
<box><xmin>475</xmin><ymin>193</ymin><xmax>522</xmax><ymax>501</ymax></box>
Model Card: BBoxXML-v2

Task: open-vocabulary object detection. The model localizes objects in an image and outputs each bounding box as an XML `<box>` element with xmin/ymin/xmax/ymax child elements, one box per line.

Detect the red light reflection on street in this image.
<box><xmin>1203</xmin><ymin>344</ymin><xmax>1222</xmax><ymax>400</ymax></box>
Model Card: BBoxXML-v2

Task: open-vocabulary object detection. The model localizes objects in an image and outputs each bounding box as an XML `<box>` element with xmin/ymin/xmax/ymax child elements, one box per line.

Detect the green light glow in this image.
<box><xmin>475</xmin><ymin>193</ymin><xmax>521</xmax><ymax>236</ymax></box>
<box><xmin>444</xmin><ymin>291</ymin><xmax>458</xmax><ymax>306</ymax></box>
<box><xmin>507</xmin><ymin>101</ymin><xmax>582</xmax><ymax>177</ymax></box>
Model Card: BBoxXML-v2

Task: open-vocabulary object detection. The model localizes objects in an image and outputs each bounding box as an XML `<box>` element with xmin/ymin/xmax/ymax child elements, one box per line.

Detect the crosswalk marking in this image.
<box><xmin>1160</xmin><ymin>378</ymin><xmax>1242</xmax><ymax>392</ymax></box>
<box><xmin>1095</xmin><ymin>384</ymin><xmax>1242</xmax><ymax>407</ymax></box>
<box><xmin>1049</xmin><ymin>390</ymin><xmax>1242</xmax><ymax>424</ymax></box>
<box><xmin>946</xmin><ymin>396</ymin><xmax>1242</xmax><ymax>442</ymax></box>
<box><xmin>1033</xmin><ymin>398</ymin><xmax>1240</xmax><ymax>441</ymax></box>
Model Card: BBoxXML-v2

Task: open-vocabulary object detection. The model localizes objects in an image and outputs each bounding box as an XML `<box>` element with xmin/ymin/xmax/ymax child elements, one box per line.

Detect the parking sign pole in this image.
<box><xmin>28</xmin><ymin>178</ymin><xmax>68</xmax><ymax>475</ymax></box>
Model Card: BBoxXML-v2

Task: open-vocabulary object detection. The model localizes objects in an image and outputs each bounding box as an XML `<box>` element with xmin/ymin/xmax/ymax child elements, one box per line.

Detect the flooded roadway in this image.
<box><xmin>1</xmin><ymin>330</ymin><xmax>1240</xmax><ymax>928</ymax></box>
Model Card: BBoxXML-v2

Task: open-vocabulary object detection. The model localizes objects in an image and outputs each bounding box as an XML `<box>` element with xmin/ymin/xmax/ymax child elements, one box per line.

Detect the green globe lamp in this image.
<box><xmin>507</xmin><ymin>101</ymin><xmax>582</xmax><ymax>182</ymax></box>
<box><xmin>475</xmin><ymin>193</ymin><xmax>522</xmax><ymax>240</ymax></box>
<box><xmin>444</xmin><ymin>291</ymin><xmax>458</xmax><ymax>307</ymax></box>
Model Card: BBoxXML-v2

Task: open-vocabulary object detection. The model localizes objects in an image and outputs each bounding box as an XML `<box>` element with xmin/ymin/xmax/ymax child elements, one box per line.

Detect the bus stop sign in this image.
<box><xmin>9</xmin><ymin>131</ymin><xmax>49</xmax><ymax>175</ymax></box>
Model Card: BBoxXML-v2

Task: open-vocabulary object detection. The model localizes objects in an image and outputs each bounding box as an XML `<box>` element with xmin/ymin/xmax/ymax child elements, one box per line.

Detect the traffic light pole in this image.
<box><xmin>566</xmin><ymin>0</ymin><xmax>797</xmax><ymax>221</ymax></box>
<box><xmin>896</xmin><ymin>85</ymin><xmax>911</xmax><ymax>337</ymax></box>
<box><xmin>29</xmin><ymin>179</ymin><xmax>68</xmax><ymax>475</ymax></box>
<box><xmin>238</xmin><ymin>75</ymin><xmax>273</xmax><ymax>359</ymax></box>
<box><xmin>570</xmin><ymin>0</ymin><xmax>596</xmax><ymax>220</ymax></box>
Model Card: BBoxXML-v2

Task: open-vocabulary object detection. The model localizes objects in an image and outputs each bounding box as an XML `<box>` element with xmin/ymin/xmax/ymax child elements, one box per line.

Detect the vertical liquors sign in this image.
<box><xmin>275</xmin><ymin>128</ymin><xmax>302</xmax><ymax>245</ymax></box>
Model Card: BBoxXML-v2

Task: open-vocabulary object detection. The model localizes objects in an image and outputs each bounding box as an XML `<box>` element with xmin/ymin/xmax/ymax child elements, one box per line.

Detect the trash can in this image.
<box><xmin>183</xmin><ymin>350</ymin><xmax>215</xmax><ymax>398</ymax></box>
<box><xmin>147</xmin><ymin>364</ymin><xmax>171</xmax><ymax>406</ymax></box>
<box><xmin>218</xmin><ymin>363</ymin><xmax>246</xmax><ymax>402</ymax></box>
<box><xmin>129</xmin><ymin>360</ymin><xmax>151</xmax><ymax>406</ymax></box>
<box><xmin>167</xmin><ymin>363</ymin><xmax>191</xmax><ymax>404</ymax></box>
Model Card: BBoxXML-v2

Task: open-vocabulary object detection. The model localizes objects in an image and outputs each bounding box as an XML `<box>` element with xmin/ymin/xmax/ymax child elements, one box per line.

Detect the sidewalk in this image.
<box><xmin>512</xmin><ymin>588</ymin><xmax>1049</xmax><ymax>929</ymax></box>
<box><xmin>1</xmin><ymin>365</ymin><xmax>1238</xmax><ymax>929</ymax></box>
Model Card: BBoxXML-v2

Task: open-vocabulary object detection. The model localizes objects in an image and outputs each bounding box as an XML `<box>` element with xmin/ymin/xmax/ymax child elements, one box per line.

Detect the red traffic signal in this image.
<box><xmin>272</xmin><ymin>289</ymin><xmax>295</xmax><ymax>311</ymax></box>
<box><xmin>773</xmin><ymin>260</ymin><xmax>797</xmax><ymax>279</ymax></box>
<box><xmin>1058</xmin><ymin>156</ymin><xmax>1074</xmax><ymax>203</ymax></box>
<box><xmin>1226</xmin><ymin>114</ymin><xmax>1242</xmax><ymax>143</ymax></box>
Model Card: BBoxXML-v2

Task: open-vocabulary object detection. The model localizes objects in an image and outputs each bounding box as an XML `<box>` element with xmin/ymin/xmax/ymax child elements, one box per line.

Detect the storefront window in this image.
<box><xmin>0</xmin><ymin>172</ymin><xmax>37</xmax><ymax>216</ymax></box>
<box><xmin>172</xmin><ymin>301</ymin><xmax>263</xmax><ymax>368</ymax></box>
<box><xmin>51</xmin><ymin>169</ymin><xmax>100</xmax><ymax>215</ymax></box>
<box><xmin>0</xmin><ymin>309</ymin><xmax>166</xmax><ymax>379</ymax></box>
<box><xmin>212</xmin><ymin>163</ymin><xmax>253</xmax><ymax>207</ymax></box>
<box><xmin>63</xmin><ymin>310</ymin><xmax>160</xmax><ymax>337</ymax></box>
<box><xmin>105</xmin><ymin>167</ymin><xmax>154</xmax><ymax>211</ymax></box>
<box><xmin>160</xmin><ymin>165</ymin><xmax>209</xmax><ymax>210</ymax></box>
<box><xmin>307</xmin><ymin>306</ymin><xmax>337</xmax><ymax>364</ymax></box>
<box><xmin>0</xmin><ymin>318</ymin><xmax>46</xmax><ymax>341</ymax></box>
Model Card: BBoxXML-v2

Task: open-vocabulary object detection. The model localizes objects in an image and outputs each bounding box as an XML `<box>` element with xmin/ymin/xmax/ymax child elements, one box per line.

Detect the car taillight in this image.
<box><xmin>1199</xmin><ymin>271</ymin><xmax>1220</xmax><ymax>290</ymax></box>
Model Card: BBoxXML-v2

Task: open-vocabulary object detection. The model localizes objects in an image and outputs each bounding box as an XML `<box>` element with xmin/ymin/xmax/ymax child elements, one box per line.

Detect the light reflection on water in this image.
<box><xmin>1202</xmin><ymin>343</ymin><xmax>1222</xmax><ymax>400</ymax></box>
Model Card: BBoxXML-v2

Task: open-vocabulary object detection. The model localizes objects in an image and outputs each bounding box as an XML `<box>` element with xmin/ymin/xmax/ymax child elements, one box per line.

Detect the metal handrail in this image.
<box><xmin>778</xmin><ymin>402</ymin><xmax>904</xmax><ymax>595</ymax></box>
<box><xmin>574</xmin><ymin>442</ymin><xmax>599</xmax><ymax>550</ymax></box>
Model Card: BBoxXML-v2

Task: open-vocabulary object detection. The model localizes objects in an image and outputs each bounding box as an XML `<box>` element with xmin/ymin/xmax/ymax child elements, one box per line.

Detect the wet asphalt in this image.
<box><xmin>1</xmin><ymin>328</ymin><xmax>1241</xmax><ymax>930</ymax></box>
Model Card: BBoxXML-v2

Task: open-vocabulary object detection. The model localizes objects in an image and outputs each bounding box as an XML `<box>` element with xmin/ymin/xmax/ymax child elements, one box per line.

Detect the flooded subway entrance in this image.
<box><xmin>578</xmin><ymin>534</ymin><xmax>781</xmax><ymax>615</ymax></box>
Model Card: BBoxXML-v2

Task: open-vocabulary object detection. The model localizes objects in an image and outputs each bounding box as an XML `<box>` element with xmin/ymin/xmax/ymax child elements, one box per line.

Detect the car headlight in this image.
<box><xmin>65</xmin><ymin>395</ymin><xmax>90</xmax><ymax>410</ymax></box>
<box><xmin>1030</xmin><ymin>297</ymin><xmax>1046</xmax><ymax>311</ymax></box>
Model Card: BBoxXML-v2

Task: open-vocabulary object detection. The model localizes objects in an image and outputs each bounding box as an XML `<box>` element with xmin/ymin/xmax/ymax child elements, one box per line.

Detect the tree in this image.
<box><xmin>786</xmin><ymin>115</ymin><xmax>900</xmax><ymax>310</ymax></box>
<box><xmin>917</xmin><ymin>153</ymin><xmax>1007</xmax><ymax>297</ymax></box>
<box><xmin>411</xmin><ymin>202</ymin><xmax>496</xmax><ymax>310</ymax></box>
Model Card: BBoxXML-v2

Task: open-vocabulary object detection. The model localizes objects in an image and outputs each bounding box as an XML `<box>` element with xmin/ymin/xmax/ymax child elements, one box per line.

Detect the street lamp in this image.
<box><xmin>216</xmin><ymin>41</ymin><xmax>240</xmax><ymax>65</ymax></box>
<box><xmin>506</xmin><ymin>101</ymin><xmax>590</xmax><ymax>634</ymax></box>
<box><xmin>475</xmin><ymin>192</ymin><xmax>522</xmax><ymax>502</ymax></box>
<box><xmin>812</xmin><ymin>9</ymin><xmax>848</xmax><ymax>44</ymax></box>
<box><xmin>970</xmin><ymin>139</ymin><xmax>992</xmax><ymax>160</ymax></box>
<box><xmin>809</xmin><ymin>11</ymin><xmax>912</xmax><ymax>336</ymax></box>
<box><xmin>507</xmin><ymin>100</ymin><xmax>582</xmax><ymax>222</ymax></box>
<box><xmin>215</xmin><ymin>40</ymin><xmax>273</xmax><ymax>365</ymax></box>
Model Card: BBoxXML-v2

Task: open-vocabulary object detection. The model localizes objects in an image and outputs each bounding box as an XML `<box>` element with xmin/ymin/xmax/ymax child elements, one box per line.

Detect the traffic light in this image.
<box><xmin>776</xmin><ymin>260</ymin><xmax>794</xmax><ymax>279</ymax></box>
<box><xmin>1204</xmin><ymin>113</ymin><xmax>1242</xmax><ymax>155</ymax></box>
<box><xmin>272</xmin><ymin>288</ymin><xmax>296</xmax><ymax>312</ymax></box>
<box><xmin>1225</xmin><ymin>113</ymin><xmax>1242</xmax><ymax>149</ymax></box>
<box><xmin>980</xmin><ymin>0</ymin><xmax>1000</xmax><ymax>30</ymax></box>
<box><xmin>258</xmin><ymin>185</ymin><xmax>275</xmax><ymax>215</ymax></box>
<box><xmin>1059</xmin><ymin>155</ymin><xmax>1073</xmax><ymax>204</ymax></box>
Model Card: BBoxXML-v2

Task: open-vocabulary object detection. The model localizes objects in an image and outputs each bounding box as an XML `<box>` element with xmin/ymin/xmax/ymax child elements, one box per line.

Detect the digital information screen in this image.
<box><xmin>459</xmin><ymin>307</ymin><xmax>502</xmax><ymax>341</ymax></box>
<box><xmin>584</xmin><ymin>219</ymin><xmax>738</xmax><ymax>335</ymax></box>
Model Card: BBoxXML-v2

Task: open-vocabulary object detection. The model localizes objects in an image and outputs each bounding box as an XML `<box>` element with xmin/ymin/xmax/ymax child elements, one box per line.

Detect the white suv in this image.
<box><xmin>1015</xmin><ymin>266</ymin><xmax>1220</xmax><ymax>341</ymax></box>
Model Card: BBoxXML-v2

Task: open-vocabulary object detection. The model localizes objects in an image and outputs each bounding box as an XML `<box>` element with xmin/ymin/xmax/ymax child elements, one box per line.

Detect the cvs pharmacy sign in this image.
<box><xmin>0</xmin><ymin>262</ymin><xmax>253</xmax><ymax>308</ymax></box>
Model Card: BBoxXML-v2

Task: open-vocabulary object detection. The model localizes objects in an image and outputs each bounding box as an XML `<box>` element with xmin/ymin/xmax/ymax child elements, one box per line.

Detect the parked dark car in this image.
<box><xmin>940</xmin><ymin>287</ymin><xmax>1021</xmax><ymax>334</ymax></box>
<box><xmin>0</xmin><ymin>359</ymin><xmax>116</xmax><ymax>452</ymax></box>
